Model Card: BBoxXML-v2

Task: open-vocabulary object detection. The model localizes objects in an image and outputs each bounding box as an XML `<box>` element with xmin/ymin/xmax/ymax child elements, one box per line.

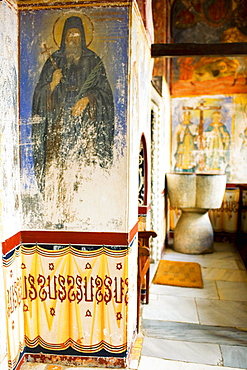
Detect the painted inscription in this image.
<box><xmin>21</xmin><ymin>244</ymin><xmax>129</xmax><ymax>353</ymax></box>
<box><xmin>4</xmin><ymin>244</ymin><xmax>129</xmax><ymax>362</ymax></box>
<box><xmin>22</xmin><ymin>273</ymin><xmax>128</xmax><ymax>305</ymax></box>
<box><xmin>3</xmin><ymin>245</ymin><xmax>129</xmax><ymax>368</ymax></box>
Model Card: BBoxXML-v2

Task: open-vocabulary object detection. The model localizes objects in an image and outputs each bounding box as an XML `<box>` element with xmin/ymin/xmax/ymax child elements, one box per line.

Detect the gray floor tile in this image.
<box><xmin>213</xmin><ymin>242</ymin><xmax>236</xmax><ymax>253</ymax></box>
<box><xmin>196</xmin><ymin>298</ymin><xmax>247</xmax><ymax>329</ymax></box>
<box><xmin>142</xmin><ymin>294</ymin><xmax>199</xmax><ymax>323</ymax></box>
<box><xmin>236</xmin><ymin>259</ymin><xmax>246</xmax><ymax>270</ymax></box>
<box><xmin>163</xmin><ymin>247</ymin><xmax>241</xmax><ymax>269</ymax></box>
<box><xmin>202</xmin><ymin>251</ymin><xmax>240</xmax><ymax>262</ymax></box>
<box><xmin>138</xmin><ymin>357</ymin><xmax>244</xmax><ymax>370</ymax></box>
<box><xmin>202</xmin><ymin>267</ymin><xmax>247</xmax><ymax>282</ymax></box>
<box><xmin>142</xmin><ymin>336</ymin><xmax>222</xmax><ymax>365</ymax></box>
<box><xmin>141</xmin><ymin>320</ymin><xmax>247</xmax><ymax>346</ymax></box>
<box><xmin>162</xmin><ymin>249</ymin><xmax>205</xmax><ymax>262</ymax></box>
<box><xmin>150</xmin><ymin>279</ymin><xmax>219</xmax><ymax>299</ymax></box>
<box><xmin>199</xmin><ymin>259</ymin><xmax>241</xmax><ymax>270</ymax></box>
<box><xmin>139</xmin><ymin>241</ymin><xmax>247</xmax><ymax>370</ymax></box>
<box><xmin>216</xmin><ymin>280</ymin><xmax>247</xmax><ymax>301</ymax></box>
<box><xmin>221</xmin><ymin>345</ymin><xmax>247</xmax><ymax>369</ymax></box>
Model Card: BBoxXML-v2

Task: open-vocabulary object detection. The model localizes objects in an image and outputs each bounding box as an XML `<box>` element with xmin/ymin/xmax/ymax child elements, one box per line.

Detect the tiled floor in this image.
<box><xmin>21</xmin><ymin>241</ymin><xmax>247</xmax><ymax>370</ymax></box>
<box><xmin>138</xmin><ymin>241</ymin><xmax>247</xmax><ymax>370</ymax></box>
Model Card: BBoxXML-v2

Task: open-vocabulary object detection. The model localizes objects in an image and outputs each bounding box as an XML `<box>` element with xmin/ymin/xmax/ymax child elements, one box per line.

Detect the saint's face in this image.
<box><xmin>65</xmin><ymin>27</ymin><xmax>82</xmax><ymax>63</ymax></box>
<box><xmin>212</xmin><ymin>113</ymin><xmax>221</xmax><ymax>125</ymax></box>
<box><xmin>183</xmin><ymin>113</ymin><xmax>191</xmax><ymax>125</ymax></box>
<box><xmin>65</xmin><ymin>28</ymin><xmax>81</xmax><ymax>47</ymax></box>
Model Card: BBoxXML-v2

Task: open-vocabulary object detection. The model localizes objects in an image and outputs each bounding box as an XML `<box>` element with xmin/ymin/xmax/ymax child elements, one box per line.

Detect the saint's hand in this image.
<box><xmin>50</xmin><ymin>69</ymin><xmax>63</xmax><ymax>92</ymax></box>
<box><xmin>72</xmin><ymin>97</ymin><xmax>89</xmax><ymax>116</ymax></box>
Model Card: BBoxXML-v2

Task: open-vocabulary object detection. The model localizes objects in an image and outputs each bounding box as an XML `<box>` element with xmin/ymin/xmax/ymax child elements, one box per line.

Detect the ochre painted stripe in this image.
<box><xmin>13</xmin><ymin>0</ymin><xmax>131</xmax><ymax>11</ymax></box>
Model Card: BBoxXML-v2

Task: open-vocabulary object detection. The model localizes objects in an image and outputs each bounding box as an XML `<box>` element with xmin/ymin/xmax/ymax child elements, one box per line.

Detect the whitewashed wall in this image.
<box><xmin>0</xmin><ymin>2</ymin><xmax>16</xmax><ymax>369</ymax></box>
<box><xmin>150</xmin><ymin>80</ymin><xmax>171</xmax><ymax>261</ymax></box>
<box><xmin>1</xmin><ymin>1</ymin><xmax>22</xmax><ymax>369</ymax></box>
<box><xmin>128</xmin><ymin>3</ymin><xmax>154</xmax><ymax>231</ymax></box>
<box><xmin>0</xmin><ymin>1</ymin><xmax>21</xmax><ymax>241</ymax></box>
<box><xmin>128</xmin><ymin>3</ymin><xmax>170</xmax><ymax>259</ymax></box>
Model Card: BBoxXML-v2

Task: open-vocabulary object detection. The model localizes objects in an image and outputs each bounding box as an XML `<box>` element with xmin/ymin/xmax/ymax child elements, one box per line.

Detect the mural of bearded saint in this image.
<box><xmin>32</xmin><ymin>16</ymin><xmax>115</xmax><ymax>226</ymax></box>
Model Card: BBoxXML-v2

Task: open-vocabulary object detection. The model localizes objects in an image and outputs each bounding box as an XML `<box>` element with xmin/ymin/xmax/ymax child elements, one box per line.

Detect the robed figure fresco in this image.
<box><xmin>32</xmin><ymin>16</ymin><xmax>115</xmax><ymax>194</ymax></box>
<box><xmin>173</xmin><ymin>111</ymin><xmax>199</xmax><ymax>172</ymax></box>
<box><xmin>204</xmin><ymin>111</ymin><xmax>230</xmax><ymax>172</ymax></box>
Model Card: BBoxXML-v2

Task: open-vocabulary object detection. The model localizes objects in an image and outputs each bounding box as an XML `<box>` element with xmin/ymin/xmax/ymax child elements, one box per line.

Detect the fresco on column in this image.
<box><xmin>17</xmin><ymin>6</ymin><xmax>133</xmax><ymax>365</ymax></box>
<box><xmin>20</xmin><ymin>8</ymin><xmax>128</xmax><ymax>230</ymax></box>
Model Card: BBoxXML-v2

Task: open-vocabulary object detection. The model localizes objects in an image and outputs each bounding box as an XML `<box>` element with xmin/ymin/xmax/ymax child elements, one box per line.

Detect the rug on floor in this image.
<box><xmin>152</xmin><ymin>259</ymin><xmax>203</xmax><ymax>288</ymax></box>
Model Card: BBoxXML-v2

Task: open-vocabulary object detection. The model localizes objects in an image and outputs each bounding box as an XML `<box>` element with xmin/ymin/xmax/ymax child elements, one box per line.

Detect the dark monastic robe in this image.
<box><xmin>32</xmin><ymin>16</ymin><xmax>114</xmax><ymax>192</ymax></box>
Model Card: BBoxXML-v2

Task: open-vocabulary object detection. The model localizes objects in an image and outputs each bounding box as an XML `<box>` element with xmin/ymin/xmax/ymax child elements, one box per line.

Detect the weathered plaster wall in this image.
<box><xmin>150</xmin><ymin>80</ymin><xmax>171</xmax><ymax>260</ymax></box>
<box><xmin>0</xmin><ymin>2</ymin><xmax>20</xmax><ymax>370</ymax></box>
<box><xmin>0</xmin><ymin>1</ymin><xmax>21</xmax><ymax>242</ymax></box>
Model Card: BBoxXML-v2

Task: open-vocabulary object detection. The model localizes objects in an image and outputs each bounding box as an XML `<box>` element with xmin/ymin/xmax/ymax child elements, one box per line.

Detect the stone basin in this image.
<box><xmin>166</xmin><ymin>173</ymin><xmax>226</xmax><ymax>254</ymax></box>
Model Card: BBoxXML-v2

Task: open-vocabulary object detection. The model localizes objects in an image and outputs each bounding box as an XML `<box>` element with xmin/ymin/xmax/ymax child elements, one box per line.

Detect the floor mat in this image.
<box><xmin>152</xmin><ymin>259</ymin><xmax>203</xmax><ymax>288</ymax></box>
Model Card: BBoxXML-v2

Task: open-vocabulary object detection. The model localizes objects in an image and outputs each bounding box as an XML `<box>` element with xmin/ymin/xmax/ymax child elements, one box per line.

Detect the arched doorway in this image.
<box><xmin>138</xmin><ymin>135</ymin><xmax>148</xmax><ymax>230</ymax></box>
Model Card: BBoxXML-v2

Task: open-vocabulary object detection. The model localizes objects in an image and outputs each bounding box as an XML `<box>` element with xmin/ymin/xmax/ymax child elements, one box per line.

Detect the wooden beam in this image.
<box><xmin>151</xmin><ymin>42</ymin><xmax>247</xmax><ymax>58</ymax></box>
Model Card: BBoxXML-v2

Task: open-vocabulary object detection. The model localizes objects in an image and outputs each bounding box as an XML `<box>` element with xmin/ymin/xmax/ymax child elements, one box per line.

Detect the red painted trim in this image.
<box><xmin>15</xmin><ymin>354</ymin><xmax>26</xmax><ymax>370</ymax></box>
<box><xmin>2</xmin><ymin>232</ymin><xmax>22</xmax><ymax>255</ymax></box>
<box><xmin>2</xmin><ymin>224</ymin><xmax>139</xmax><ymax>255</ymax></box>
<box><xmin>138</xmin><ymin>204</ymin><xmax>151</xmax><ymax>215</ymax></box>
<box><xmin>226</xmin><ymin>183</ymin><xmax>247</xmax><ymax>188</ymax></box>
<box><xmin>20</xmin><ymin>230</ymin><xmax>128</xmax><ymax>246</ymax></box>
<box><xmin>128</xmin><ymin>222</ymin><xmax>138</xmax><ymax>243</ymax></box>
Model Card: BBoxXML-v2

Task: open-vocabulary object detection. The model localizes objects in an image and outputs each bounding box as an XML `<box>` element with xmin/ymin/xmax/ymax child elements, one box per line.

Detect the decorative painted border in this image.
<box><xmin>6</xmin><ymin>0</ymin><xmax>132</xmax><ymax>11</ymax></box>
<box><xmin>25</xmin><ymin>337</ymin><xmax>127</xmax><ymax>354</ymax></box>
<box><xmin>11</xmin><ymin>352</ymin><xmax>26</xmax><ymax>370</ymax></box>
<box><xmin>23</xmin><ymin>351</ymin><xmax>129</xmax><ymax>368</ymax></box>
<box><xmin>3</xmin><ymin>240</ymin><xmax>135</xmax><ymax>369</ymax></box>
<box><xmin>2</xmin><ymin>222</ymin><xmax>138</xmax><ymax>255</ymax></box>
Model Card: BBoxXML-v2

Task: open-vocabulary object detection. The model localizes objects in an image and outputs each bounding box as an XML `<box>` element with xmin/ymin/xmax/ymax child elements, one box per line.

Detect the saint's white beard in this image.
<box><xmin>65</xmin><ymin>44</ymin><xmax>82</xmax><ymax>66</ymax></box>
